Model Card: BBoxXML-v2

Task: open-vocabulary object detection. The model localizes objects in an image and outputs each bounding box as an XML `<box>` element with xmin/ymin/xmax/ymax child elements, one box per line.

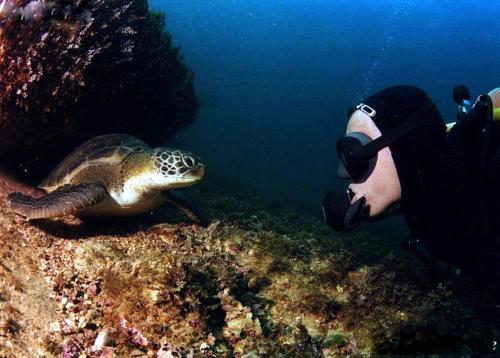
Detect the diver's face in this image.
<box><xmin>344</xmin><ymin>110</ymin><xmax>401</xmax><ymax>217</ymax></box>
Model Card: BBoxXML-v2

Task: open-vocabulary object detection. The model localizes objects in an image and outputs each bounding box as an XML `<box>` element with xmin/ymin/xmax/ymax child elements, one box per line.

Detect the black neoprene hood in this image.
<box><xmin>354</xmin><ymin>85</ymin><xmax>447</xmax><ymax>210</ymax></box>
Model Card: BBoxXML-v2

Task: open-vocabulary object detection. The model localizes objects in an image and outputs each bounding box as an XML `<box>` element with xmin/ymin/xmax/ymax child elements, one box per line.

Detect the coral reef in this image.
<box><xmin>0</xmin><ymin>174</ymin><xmax>498</xmax><ymax>357</ymax></box>
<box><xmin>0</xmin><ymin>0</ymin><xmax>197</xmax><ymax>179</ymax></box>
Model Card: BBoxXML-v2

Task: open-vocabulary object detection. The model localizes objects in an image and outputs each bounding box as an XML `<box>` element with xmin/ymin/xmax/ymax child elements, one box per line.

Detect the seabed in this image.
<box><xmin>0</xmin><ymin>176</ymin><xmax>498</xmax><ymax>357</ymax></box>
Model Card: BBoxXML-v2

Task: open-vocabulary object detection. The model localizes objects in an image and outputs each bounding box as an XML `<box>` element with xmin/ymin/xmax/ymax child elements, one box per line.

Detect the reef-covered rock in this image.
<box><xmin>0</xmin><ymin>0</ymin><xmax>197</xmax><ymax>178</ymax></box>
<box><xmin>0</xmin><ymin>174</ymin><xmax>498</xmax><ymax>357</ymax></box>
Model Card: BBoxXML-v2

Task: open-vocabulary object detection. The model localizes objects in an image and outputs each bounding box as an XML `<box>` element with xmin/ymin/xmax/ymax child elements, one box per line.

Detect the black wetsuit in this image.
<box><xmin>403</xmin><ymin>98</ymin><xmax>500</xmax><ymax>299</ymax></box>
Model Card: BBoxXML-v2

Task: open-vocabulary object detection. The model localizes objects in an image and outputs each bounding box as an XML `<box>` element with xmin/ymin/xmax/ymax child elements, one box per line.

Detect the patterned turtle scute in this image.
<box><xmin>40</xmin><ymin>134</ymin><xmax>150</xmax><ymax>190</ymax></box>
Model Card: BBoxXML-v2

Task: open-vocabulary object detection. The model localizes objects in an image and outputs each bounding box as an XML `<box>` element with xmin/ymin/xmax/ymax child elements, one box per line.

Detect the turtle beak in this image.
<box><xmin>188</xmin><ymin>163</ymin><xmax>205</xmax><ymax>180</ymax></box>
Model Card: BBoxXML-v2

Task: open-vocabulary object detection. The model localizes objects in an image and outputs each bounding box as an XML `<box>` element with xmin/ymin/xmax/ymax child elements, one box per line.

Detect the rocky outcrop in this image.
<box><xmin>0</xmin><ymin>173</ymin><xmax>496</xmax><ymax>357</ymax></box>
<box><xmin>0</xmin><ymin>0</ymin><xmax>197</xmax><ymax>179</ymax></box>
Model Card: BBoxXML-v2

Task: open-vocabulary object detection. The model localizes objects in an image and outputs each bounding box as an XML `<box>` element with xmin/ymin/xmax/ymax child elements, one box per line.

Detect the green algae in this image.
<box><xmin>191</xmin><ymin>182</ymin><xmax>499</xmax><ymax>356</ymax></box>
<box><xmin>324</xmin><ymin>331</ymin><xmax>349</xmax><ymax>348</ymax></box>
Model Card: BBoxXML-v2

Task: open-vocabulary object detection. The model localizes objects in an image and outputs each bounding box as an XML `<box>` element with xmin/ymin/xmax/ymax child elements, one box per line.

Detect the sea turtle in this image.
<box><xmin>7</xmin><ymin>133</ymin><xmax>206</xmax><ymax>224</ymax></box>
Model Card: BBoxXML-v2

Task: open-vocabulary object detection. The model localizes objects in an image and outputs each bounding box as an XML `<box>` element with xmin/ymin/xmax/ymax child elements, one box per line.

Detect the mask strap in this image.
<box><xmin>354</xmin><ymin>99</ymin><xmax>437</xmax><ymax>158</ymax></box>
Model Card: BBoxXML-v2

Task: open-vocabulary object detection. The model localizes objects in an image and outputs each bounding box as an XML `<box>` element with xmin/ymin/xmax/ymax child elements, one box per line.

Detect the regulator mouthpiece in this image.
<box><xmin>322</xmin><ymin>189</ymin><xmax>366</xmax><ymax>231</ymax></box>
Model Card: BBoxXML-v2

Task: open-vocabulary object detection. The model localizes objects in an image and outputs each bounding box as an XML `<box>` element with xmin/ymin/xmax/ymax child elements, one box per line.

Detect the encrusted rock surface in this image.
<box><xmin>4</xmin><ymin>1</ymin><xmax>495</xmax><ymax>357</ymax></box>
<box><xmin>0</xmin><ymin>173</ymin><xmax>498</xmax><ymax>357</ymax></box>
<box><xmin>0</xmin><ymin>0</ymin><xmax>197</xmax><ymax>177</ymax></box>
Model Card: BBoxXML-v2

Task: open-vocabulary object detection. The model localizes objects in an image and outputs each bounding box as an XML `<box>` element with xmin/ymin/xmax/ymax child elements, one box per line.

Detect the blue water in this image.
<box><xmin>150</xmin><ymin>0</ymin><xmax>500</xmax><ymax>211</ymax></box>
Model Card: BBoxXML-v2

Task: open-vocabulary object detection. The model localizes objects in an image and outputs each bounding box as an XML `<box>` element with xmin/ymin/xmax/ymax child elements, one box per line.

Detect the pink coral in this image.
<box><xmin>21</xmin><ymin>0</ymin><xmax>55</xmax><ymax>21</ymax></box>
<box><xmin>120</xmin><ymin>318</ymin><xmax>149</xmax><ymax>347</ymax></box>
<box><xmin>0</xmin><ymin>0</ymin><xmax>19</xmax><ymax>19</ymax></box>
<box><xmin>62</xmin><ymin>340</ymin><xmax>82</xmax><ymax>358</ymax></box>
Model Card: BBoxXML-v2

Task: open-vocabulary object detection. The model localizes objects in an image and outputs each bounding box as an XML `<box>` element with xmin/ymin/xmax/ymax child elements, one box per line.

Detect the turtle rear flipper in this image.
<box><xmin>164</xmin><ymin>190</ymin><xmax>209</xmax><ymax>227</ymax></box>
<box><xmin>7</xmin><ymin>183</ymin><xmax>107</xmax><ymax>220</ymax></box>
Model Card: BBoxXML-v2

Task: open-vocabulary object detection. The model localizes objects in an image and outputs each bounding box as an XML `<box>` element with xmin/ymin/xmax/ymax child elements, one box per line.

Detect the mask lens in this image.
<box><xmin>336</xmin><ymin>158</ymin><xmax>351</xmax><ymax>180</ymax></box>
<box><xmin>336</xmin><ymin>136</ymin><xmax>370</xmax><ymax>183</ymax></box>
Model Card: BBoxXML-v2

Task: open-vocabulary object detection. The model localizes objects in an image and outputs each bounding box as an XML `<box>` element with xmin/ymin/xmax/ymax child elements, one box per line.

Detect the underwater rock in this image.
<box><xmin>0</xmin><ymin>172</ymin><xmax>498</xmax><ymax>356</ymax></box>
<box><xmin>0</xmin><ymin>0</ymin><xmax>197</xmax><ymax>179</ymax></box>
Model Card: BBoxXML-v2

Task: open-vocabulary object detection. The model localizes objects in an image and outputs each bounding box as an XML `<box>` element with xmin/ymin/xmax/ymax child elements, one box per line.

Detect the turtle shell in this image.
<box><xmin>39</xmin><ymin>134</ymin><xmax>151</xmax><ymax>191</ymax></box>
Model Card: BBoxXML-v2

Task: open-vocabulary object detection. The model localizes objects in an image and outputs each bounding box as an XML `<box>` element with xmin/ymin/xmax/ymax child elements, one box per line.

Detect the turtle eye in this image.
<box><xmin>183</xmin><ymin>156</ymin><xmax>194</xmax><ymax>167</ymax></box>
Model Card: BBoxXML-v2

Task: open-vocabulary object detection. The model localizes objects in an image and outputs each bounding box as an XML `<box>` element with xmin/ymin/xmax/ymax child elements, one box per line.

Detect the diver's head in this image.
<box><xmin>323</xmin><ymin>85</ymin><xmax>446</xmax><ymax>231</ymax></box>
<box><xmin>343</xmin><ymin>109</ymin><xmax>402</xmax><ymax>217</ymax></box>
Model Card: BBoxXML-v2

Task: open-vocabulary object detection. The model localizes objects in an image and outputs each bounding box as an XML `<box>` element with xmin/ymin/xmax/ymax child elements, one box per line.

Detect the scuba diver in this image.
<box><xmin>322</xmin><ymin>84</ymin><xmax>500</xmax><ymax>303</ymax></box>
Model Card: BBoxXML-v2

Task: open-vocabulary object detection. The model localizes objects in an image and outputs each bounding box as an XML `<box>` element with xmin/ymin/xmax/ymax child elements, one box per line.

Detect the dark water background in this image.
<box><xmin>150</xmin><ymin>0</ymin><xmax>500</xmax><ymax>228</ymax></box>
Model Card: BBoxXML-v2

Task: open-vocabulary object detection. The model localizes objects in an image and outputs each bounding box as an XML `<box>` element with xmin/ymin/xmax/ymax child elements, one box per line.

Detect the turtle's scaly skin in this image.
<box><xmin>7</xmin><ymin>134</ymin><xmax>205</xmax><ymax>221</ymax></box>
<box><xmin>8</xmin><ymin>183</ymin><xmax>107</xmax><ymax>219</ymax></box>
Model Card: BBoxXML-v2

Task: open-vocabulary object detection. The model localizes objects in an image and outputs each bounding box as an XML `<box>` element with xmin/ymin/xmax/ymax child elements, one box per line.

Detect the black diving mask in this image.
<box><xmin>336</xmin><ymin>101</ymin><xmax>433</xmax><ymax>183</ymax></box>
<box><xmin>336</xmin><ymin>131</ymin><xmax>378</xmax><ymax>183</ymax></box>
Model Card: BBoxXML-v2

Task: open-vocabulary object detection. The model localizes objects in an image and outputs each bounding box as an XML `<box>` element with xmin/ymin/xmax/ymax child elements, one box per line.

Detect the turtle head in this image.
<box><xmin>149</xmin><ymin>148</ymin><xmax>205</xmax><ymax>189</ymax></box>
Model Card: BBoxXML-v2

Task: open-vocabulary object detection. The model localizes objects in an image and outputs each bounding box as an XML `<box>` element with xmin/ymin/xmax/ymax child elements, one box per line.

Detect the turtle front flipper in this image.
<box><xmin>7</xmin><ymin>183</ymin><xmax>107</xmax><ymax>220</ymax></box>
<box><xmin>164</xmin><ymin>190</ymin><xmax>209</xmax><ymax>226</ymax></box>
